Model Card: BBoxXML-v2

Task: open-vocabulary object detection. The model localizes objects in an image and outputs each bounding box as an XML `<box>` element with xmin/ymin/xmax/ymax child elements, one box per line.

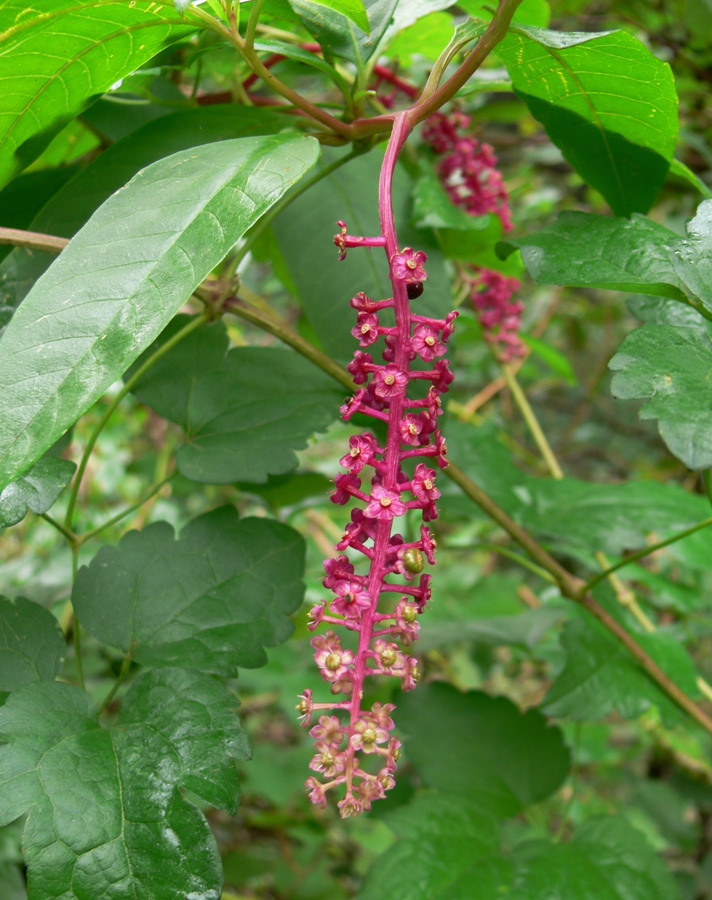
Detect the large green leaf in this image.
<box><xmin>129</xmin><ymin>318</ymin><xmax>340</xmax><ymax>484</ymax></box>
<box><xmin>0</xmin><ymin>0</ymin><xmax>193</xmax><ymax>189</ymax></box>
<box><xmin>609</xmin><ymin>325</ymin><xmax>712</xmax><ymax>470</ymax></box>
<box><xmin>496</xmin><ymin>27</ymin><xmax>678</xmax><ymax>215</ymax></box>
<box><xmin>511</xmin><ymin>816</ymin><xmax>680</xmax><ymax>899</ymax></box>
<box><xmin>543</xmin><ymin>610</ymin><xmax>699</xmax><ymax>725</ymax></box>
<box><xmin>397</xmin><ymin>683</ymin><xmax>570</xmax><ymax>816</ymax></box>
<box><xmin>358</xmin><ymin>794</ymin><xmax>511</xmax><ymax>900</ymax></box>
<box><xmin>72</xmin><ymin>506</ymin><xmax>306</xmax><ymax>674</ymax></box>
<box><xmin>288</xmin><ymin>0</ymin><xmax>398</xmax><ymax>67</ymax></box>
<box><xmin>0</xmin><ymin>673</ymin><xmax>248</xmax><ymax>898</ymax></box>
<box><xmin>0</xmin><ymin>596</ymin><xmax>65</xmax><ymax>691</ymax></box>
<box><xmin>290</xmin><ymin>0</ymin><xmax>370</xmax><ymax>32</ymax></box>
<box><xmin>499</xmin><ymin>201</ymin><xmax>712</xmax><ymax>318</ymax></box>
<box><xmin>273</xmin><ymin>150</ymin><xmax>452</xmax><ymax>360</ymax></box>
<box><xmin>0</xmin><ymin>456</ymin><xmax>75</xmax><ymax>527</ymax></box>
<box><xmin>0</xmin><ymin>134</ymin><xmax>320</xmax><ymax>493</ymax></box>
<box><xmin>0</xmin><ymin>106</ymin><xmax>294</xmax><ymax>312</ymax></box>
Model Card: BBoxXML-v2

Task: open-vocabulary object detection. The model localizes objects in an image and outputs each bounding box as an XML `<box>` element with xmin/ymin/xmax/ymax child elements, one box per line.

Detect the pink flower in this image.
<box><xmin>310</xmin><ymin>742</ymin><xmax>346</xmax><ymax>778</ymax></box>
<box><xmin>347</xmin><ymin>351</ymin><xmax>374</xmax><ymax>384</ymax></box>
<box><xmin>296</xmin><ymin>689</ymin><xmax>314</xmax><ymax>726</ymax></box>
<box><xmin>400</xmin><ymin>656</ymin><xmax>421</xmax><ymax>692</ymax></box>
<box><xmin>420</xmin><ymin>525</ymin><xmax>437</xmax><ymax>564</ymax></box>
<box><xmin>412</xmin><ymin>464</ymin><xmax>440</xmax><ymax>503</ymax></box>
<box><xmin>338</xmin><ymin>795</ymin><xmax>364</xmax><ymax>817</ymax></box>
<box><xmin>372</xmin><ymin>364</ymin><xmax>409</xmax><ymax>399</ymax></box>
<box><xmin>305</xmin><ymin>776</ymin><xmax>328</xmax><ymax>808</ymax></box>
<box><xmin>395</xmin><ymin>599</ymin><xmax>421</xmax><ymax>644</ymax></box>
<box><xmin>310</xmin><ymin>715</ymin><xmax>346</xmax><ymax>743</ymax></box>
<box><xmin>391</xmin><ymin>247</ymin><xmax>427</xmax><ymax>284</ymax></box>
<box><xmin>339</xmin><ymin>432</ymin><xmax>378</xmax><ymax>473</ymax></box>
<box><xmin>323</xmin><ymin>555</ymin><xmax>355</xmax><ymax>589</ymax></box>
<box><xmin>368</xmin><ymin>702</ymin><xmax>396</xmax><ymax>731</ymax></box>
<box><xmin>340</xmin><ymin>390</ymin><xmax>366</xmax><ymax>421</ymax></box>
<box><xmin>350</xmin><ymin>291</ymin><xmax>379</xmax><ymax>312</ymax></box>
<box><xmin>351</xmin><ymin>716</ymin><xmax>391</xmax><ymax>753</ymax></box>
<box><xmin>356</xmin><ymin>778</ymin><xmax>386</xmax><ymax>810</ymax></box>
<box><xmin>331</xmin><ymin>472</ymin><xmax>361</xmax><ymax>505</ymax></box>
<box><xmin>312</xmin><ymin>632</ymin><xmax>354</xmax><ymax>682</ymax></box>
<box><xmin>400</xmin><ymin>415</ymin><xmax>424</xmax><ymax>445</ymax></box>
<box><xmin>431</xmin><ymin>359</ymin><xmax>454</xmax><ymax>393</ymax></box>
<box><xmin>364</xmin><ymin>484</ymin><xmax>407</xmax><ymax>520</ymax></box>
<box><xmin>352</xmin><ymin>312</ymin><xmax>380</xmax><ymax>347</ymax></box>
<box><xmin>331</xmin><ymin>580</ymin><xmax>373</xmax><ymax>619</ymax></box>
<box><xmin>372</xmin><ymin>639</ymin><xmax>405</xmax><ymax>672</ymax></box>
<box><xmin>307</xmin><ymin>603</ymin><xmax>327</xmax><ymax>632</ymax></box>
<box><xmin>411</xmin><ymin>324</ymin><xmax>446</xmax><ymax>361</ymax></box>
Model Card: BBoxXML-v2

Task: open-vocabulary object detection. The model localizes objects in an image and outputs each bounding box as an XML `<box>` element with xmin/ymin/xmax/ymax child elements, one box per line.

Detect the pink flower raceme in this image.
<box><xmin>423</xmin><ymin>111</ymin><xmax>525</xmax><ymax>362</ymax></box>
<box><xmin>298</xmin><ymin>114</ymin><xmax>456</xmax><ymax>816</ymax></box>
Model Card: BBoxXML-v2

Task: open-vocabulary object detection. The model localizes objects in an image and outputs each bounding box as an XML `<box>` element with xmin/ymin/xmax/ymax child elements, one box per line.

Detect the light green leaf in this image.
<box><xmin>0</xmin><ymin>134</ymin><xmax>320</xmax><ymax>493</ymax></box>
<box><xmin>72</xmin><ymin>506</ymin><xmax>306</xmax><ymax>674</ymax></box>
<box><xmin>609</xmin><ymin>325</ymin><xmax>712</xmax><ymax>470</ymax></box>
<box><xmin>129</xmin><ymin>318</ymin><xmax>341</xmax><ymax>484</ymax></box>
<box><xmin>288</xmin><ymin>0</ymin><xmax>398</xmax><ymax>66</ymax></box>
<box><xmin>397</xmin><ymin>683</ymin><xmax>570</xmax><ymax>816</ymax></box>
<box><xmin>0</xmin><ymin>0</ymin><xmax>193</xmax><ymax>189</ymax></box>
<box><xmin>543</xmin><ymin>610</ymin><xmax>699</xmax><ymax>725</ymax></box>
<box><xmin>459</xmin><ymin>0</ymin><xmax>550</xmax><ymax>27</ymax></box>
<box><xmin>294</xmin><ymin>0</ymin><xmax>370</xmax><ymax>32</ymax></box>
<box><xmin>417</xmin><ymin>607</ymin><xmax>563</xmax><ymax>652</ymax></box>
<box><xmin>0</xmin><ymin>106</ymin><xmax>295</xmax><ymax>313</ymax></box>
<box><xmin>254</xmin><ymin>38</ymin><xmax>351</xmax><ymax>93</ymax></box>
<box><xmin>0</xmin><ymin>596</ymin><xmax>65</xmax><ymax>691</ymax></box>
<box><xmin>496</xmin><ymin>27</ymin><xmax>678</xmax><ymax>215</ymax></box>
<box><xmin>0</xmin><ymin>674</ymin><xmax>247</xmax><ymax>898</ymax></box>
<box><xmin>669</xmin><ymin>158</ymin><xmax>712</xmax><ymax>199</ymax></box>
<box><xmin>0</xmin><ymin>457</ymin><xmax>75</xmax><ymax>528</ymax></box>
<box><xmin>499</xmin><ymin>201</ymin><xmax>712</xmax><ymax>318</ymax></box>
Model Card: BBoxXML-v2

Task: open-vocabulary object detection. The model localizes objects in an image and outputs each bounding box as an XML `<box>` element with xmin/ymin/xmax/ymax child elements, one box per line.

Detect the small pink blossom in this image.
<box><xmin>372</xmin><ymin>364</ymin><xmax>409</xmax><ymax>399</ymax></box>
<box><xmin>331</xmin><ymin>472</ymin><xmax>361</xmax><ymax>505</ymax></box>
<box><xmin>400</xmin><ymin>656</ymin><xmax>421</xmax><ymax>692</ymax></box>
<box><xmin>372</xmin><ymin>639</ymin><xmax>405</xmax><ymax>672</ymax></box>
<box><xmin>338</xmin><ymin>795</ymin><xmax>364</xmax><ymax>817</ymax></box>
<box><xmin>356</xmin><ymin>778</ymin><xmax>386</xmax><ymax>810</ymax></box>
<box><xmin>391</xmin><ymin>247</ymin><xmax>428</xmax><ymax>284</ymax></box>
<box><xmin>364</xmin><ymin>484</ymin><xmax>407</xmax><ymax>520</ymax></box>
<box><xmin>339</xmin><ymin>432</ymin><xmax>378</xmax><ymax>473</ymax></box>
<box><xmin>323</xmin><ymin>555</ymin><xmax>355</xmax><ymax>589</ymax></box>
<box><xmin>400</xmin><ymin>415</ymin><xmax>424</xmax><ymax>445</ymax></box>
<box><xmin>312</xmin><ymin>632</ymin><xmax>354</xmax><ymax>682</ymax></box>
<box><xmin>340</xmin><ymin>390</ymin><xmax>366</xmax><ymax>422</ymax></box>
<box><xmin>310</xmin><ymin>742</ymin><xmax>346</xmax><ymax>778</ymax></box>
<box><xmin>352</xmin><ymin>312</ymin><xmax>380</xmax><ymax>347</ymax></box>
<box><xmin>310</xmin><ymin>715</ymin><xmax>346</xmax><ymax>743</ymax></box>
<box><xmin>411</xmin><ymin>324</ymin><xmax>446</xmax><ymax>361</ymax></box>
<box><xmin>307</xmin><ymin>603</ymin><xmax>327</xmax><ymax>632</ymax></box>
<box><xmin>368</xmin><ymin>702</ymin><xmax>396</xmax><ymax>731</ymax></box>
<box><xmin>305</xmin><ymin>776</ymin><xmax>328</xmax><ymax>808</ymax></box>
<box><xmin>350</xmin><ymin>291</ymin><xmax>379</xmax><ymax>312</ymax></box>
<box><xmin>296</xmin><ymin>689</ymin><xmax>314</xmax><ymax>726</ymax></box>
<box><xmin>431</xmin><ymin>359</ymin><xmax>454</xmax><ymax>393</ymax></box>
<box><xmin>412</xmin><ymin>464</ymin><xmax>440</xmax><ymax>503</ymax></box>
<box><xmin>347</xmin><ymin>351</ymin><xmax>374</xmax><ymax>384</ymax></box>
<box><xmin>420</xmin><ymin>525</ymin><xmax>437</xmax><ymax>564</ymax></box>
<box><xmin>395</xmin><ymin>599</ymin><xmax>421</xmax><ymax>644</ymax></box>
<box><xmin>331</xmin><ymin>580</ymin><xmax>373</xmax><ymax>619</ymax></box>
<box><xmin>351</xmin><ymin>716</ymin><xmax>390</xmax><ymax>753</ymax></box>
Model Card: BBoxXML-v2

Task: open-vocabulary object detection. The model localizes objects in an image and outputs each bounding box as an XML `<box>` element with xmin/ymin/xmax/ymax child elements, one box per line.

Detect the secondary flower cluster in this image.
<box><xmin>423</xmin><ymin>111</ymin><xmax>525</xmax><ymax>362</ymax></box>
<box><xmin>297</xmin><ymin>224</ymin><xmax>456</xmax><ymax>817</ymax></box>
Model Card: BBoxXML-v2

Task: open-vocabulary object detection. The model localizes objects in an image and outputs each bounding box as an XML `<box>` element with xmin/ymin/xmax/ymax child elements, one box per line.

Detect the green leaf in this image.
<box><xmin>0</xmin><ymin>673</ymin><xmax>247</xmax><ymax>898</ymax></box>
<box><xmin>254</xmin><ymin>38</ymin><xmax>351</xmax><ymax>93</ymax></box>
<box><xmin>609</xmin><ymin>325</ymin><xmax>712</xmax><ymax>470</ymax></box>
<box><xmin>522</xmin><ymin>335</ymin><xmax>578</xmax><ymax>384</ymax></box>
<box><xmin>459</xmin><ymin>0</ymin><xmax>550</xmax><ymax>27</ymax></box>
<box><xmin>499</xmin><ymin>201</ymin><xmax>712</xmax><ymax>317</ymax></box>
<box><xmin>292</xmin><ymin>0</ymin><xmax>370</xmax><ymax>32</ymax></box>
<box><xmin>0</xmin><ymin>456</ymin><xmax>75</xmax><ymax>528</ymax></box>
<box><xmin>72</xmin><ymin>506</ymin><xmax>306</xmax><ymax>674</ymax></box>
<box><xmin>0</xmin><ymin>106</ymin><xmax>296</xmax><ymax>312</ymax></box>
<box><xmin>397</xmin><ymin>683</ymin><xmax>570</xmax><ymax>816</ymax></box>
<box><xmin>0</xmin><ymin>596</ymin><xmax>65</xmax><ymax>691</ymax></box>
<box><xmin>543</xmin><ymin>610</ymin><xmax>699</xmax><ymax>725</ymax></box>
<box><xmin>511</xmin><ymin>816</ymin><xmax>680</xmax><ymax>899</ymax></box>
<box><xmin>417</xmin><ymin>607</ymin><xmax>563</xmax><ymax>652</ymax></box>
<box><xmin>358</xmin><ymin>793</ymin><xmax>512</xmax><ymax>900</ymax></box>
<box><xmin>288</xmin><ymin>0</ymin><xmax>398</xmax><ymax>66</ymax></box>
<box><xmin>273</xmin><ymin>150</ymin><xmax>452</xmax><ymax>360</ymax></box>
<box><xmin>669</xmin><ymin>158</ymin><xmax>712</xmax><ymax>199</ymax></box>
<box><xmin>0</xmin><ymin>134</ymin><xmax>320</xmax><ymax>493</ymax></box>
<box><xmin>496</xmin><ymin>27</ymin><xmax>678</xmax><ymax>215</ymax></box>
<box><xmin>0</xmin><ymin>0</ymin><xmax>193</xmax><ymax>189</ymax></box>
<box><xmin>129</xmin><ymin>318</ymin><xmax>340</xmax><ymax>484</ymax></box>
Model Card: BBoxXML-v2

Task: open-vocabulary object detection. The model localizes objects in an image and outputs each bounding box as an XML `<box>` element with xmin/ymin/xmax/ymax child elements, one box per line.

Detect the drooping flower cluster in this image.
<box><xmin>298</xmin><ymin>213</ymin><xmax>456</xmax><ymax>817</ymax></box>
<box><xmin>423</xmin><ymin>111</ymin><xmax>525</xmax><ymax>362</ymax></box>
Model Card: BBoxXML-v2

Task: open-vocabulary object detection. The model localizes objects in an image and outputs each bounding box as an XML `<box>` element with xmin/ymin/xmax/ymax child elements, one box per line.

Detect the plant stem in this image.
<box><xmin>0</xmin><ymin>227</ymin><xmax>69</xmax><ymax>253</ymax></box>
<box><xmin>502</xmin><ymin>364</ymin><xmax>564</xmax><ymax>479</ymax></box>
<box><xmin>455</xmin><ymin>541</ymin><xmax>557</xmax><ymax>583</ymax></box>
<box><xmin>41</xmin><ymin>513</ymin><xmax>77</xmax><ymax>543</ymax></box>
<box><xmin>70</xmin><ymin>543</ymin><xmax>85</xmax><ymax>691</ymax></box>
<box><xmin>64</xmin><ymin>313</ymin><xmax>209</xmax><ymax>533</ymax></box>
<box><xmin>98</xmin><ymin>655</ymin><xmax>132</xmax><ymax>715</ymax></box>
<box><xmin>78</xmin><ymin>474</ymin><xmax>177</xmax><ymax>544</ymax></box>
<box><xmin>595</xmin><ymin>550</ymin><xmax>656</xmax><ymax>632</ymax></box>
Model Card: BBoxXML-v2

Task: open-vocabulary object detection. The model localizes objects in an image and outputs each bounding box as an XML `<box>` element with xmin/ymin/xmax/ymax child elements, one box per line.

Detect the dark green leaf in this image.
<box><xmin>254</xmin><ymin>39</ymin><xmax>351</xmax><ymax>92</ymax></box>
<box><xmin>0</xmin><ymin>457</ymin><xmax>75</xmax><ymax>528</ymax></box>
<box><xmin>418</xmin><ymin>607</ymin><xmax>563</xmax><ymax>652</ymax></box>
<box><xmin>397</xmin><ymin>683</ymin><xmax>570</xmax><ymax>815</ymax></box>
<box><xmin>0</xmin><ymin>0</ymin><xmax>193</xmax><ymax>188</ymax></box>
<box><xmin>358</xmin><ymin>793</ymin><xmax>511</xmax><ymax>900</ymax></box>
<box><xmin>236</xmin><ymin>471</ymin><xmax>333</xmax><ymax>510</ymax></box>
<box><xmin>0</xmin><ymin>134</ymin><xmax>320</xmax><ymax>493</ymax></box>
<box><xmin>500</xmin><ymin>201</ymin><xmax>712</xmax><ymax>317</ymax></box>
<box><xmin>0</xmin><ymin>674</ymin><xmax>246</xmax><ymax>898</ymax></box>
<box><xmin>72</xmin><ymin>506</ymin><xmax>306</xmax><ymax>674</ymax></box>
<box><xmin>0</xmin><ymin>596</ymin><xmax>65</xmax><ymax>691</ymax></box>
<box><xmin>288</xmin><ymin>0</ymin><xmax>398</xmax><ymax>66</ymax></box>
<box><xmin>496</xmin><ymin>28</ymin><xmax>678</xmax><ymax>215</ymax></box>
<box><xmin>543</xmin><ymin>611</ymin><xmax>699</xmax><ymax>724</ymax></box>
<box><xmin>0</xmin><ymin>106</ymin><xmax>296</xmax><ymax>313</ymax></box>
<box><xmin>609</xmin><ymin>325</ymin><xmax>712</xmax><ymax>470</ymax></box>
<box><xmin>129</xmin><ymin>318</ymin><xmax>340</xmax><ymax>484</ymax></box>
<box><xmin>274</xmin><ymin>150</ymin><xmax>452</xmax><ymax>360</ymax></box>
<box><xmin>511</xmin><ymin>816</ymin><xmax>680</xmax><ymax>899</ymax></box>
<box><xmin>522</xmin><ymin>335</ymin><xmax>578</xmax><ymax>384</ymax></box>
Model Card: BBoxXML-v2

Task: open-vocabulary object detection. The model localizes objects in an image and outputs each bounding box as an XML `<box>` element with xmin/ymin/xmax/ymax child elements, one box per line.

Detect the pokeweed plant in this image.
<box><xmin>0</xmin><ymin>0</ymin><xmax>711</xmax><ymax>897</ymax></box>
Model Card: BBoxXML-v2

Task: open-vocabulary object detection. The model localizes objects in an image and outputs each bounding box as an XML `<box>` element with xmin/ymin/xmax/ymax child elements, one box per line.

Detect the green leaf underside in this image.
<box><xmin>0</xmin><ymin>134</ymin><xmax>320</xmax><ymax>493</ymax></box>
<box><xmin>496</xmin><ymin>27</ymin><xmax>678</xmax><ymax>215</ymax></box>
<box><xmin>288</xmin><ymin>0</ymin><xmax>398</xmax><ymax>66</ymax></box>
<box><xmin>544</xmin><ymin>611</ymin><xmax>699</xmax><ymax>724</ymax></box>
<box><xmin>0</xmin><ymin>106</ymin><xmax>296</xmax><ymax>312</ymax></box>
<box><xmin>360</xmin><ymin>799</ymin><xmax>677</xmax><ymax>900</ymax></box>
<box><xmin>444</xmin><ymin>419</ymin><xmax>712</xmax><ymax>557</ymax></box>
<box><xmin>0</xmin><ymin>456</ymin><xmax>75</xmax><ymax>527</ymax></box>
<box><xmin>0</xmin><ymin>596</ymin><xmax>65</xmax><ymax>691</ymax></box>
<box><xmin>397</xmin><ymin>683</ymin><xmax>570</xmax><ymax>816</ymax></box>
<box><xmin>0</xmin><ymin>673</ymin><xmax>248</xmax><ymax>898</ymax></box>
<box><xmin>72</xmin><ymin>506</ymin><xmax>306</xmax><ymax>674</ymax></box>
<box><xmin>274</xmin><ymin>150</ymin><xmax>452</xmax><ymax>360</ymax></box>
<box><xmin>294</xmin><ymin>0</ymin><xmax>370</xmax><ymax>33</ymax></box>
<box><xmin>500</xmin><ymin>201</ymin><xmax>712</xmax><ymax>315</ymax></box>
<box><xmin>129</xmin><ymin>318</ymin><xmax>341</xmax><ymax>484</ymax></box>
<box><xmin>0</xmin><ymin>0</ymin><xmax>193</xmax><ymax>189</ymax></box>
<box><xmin>609</xmin><ymin>325</ymin><xmax>712</xmax><ymax>470</ymax></box>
